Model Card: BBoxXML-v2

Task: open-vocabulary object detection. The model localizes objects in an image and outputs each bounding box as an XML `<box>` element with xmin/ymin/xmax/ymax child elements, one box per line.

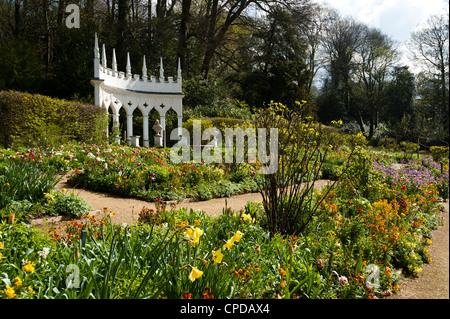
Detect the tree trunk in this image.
<box><xmin>87</xmin><ymin>0</ymin><xmax>94</xmax><ymax>20</ymax></box>
<box><xmin>112</xmin><ymin>0</ymin><xmax>116</xmax><ymax>22</ymax></box>
<box><xmin>148</xmin><ymin>0</ymin><xmax>152</xmax><ymax>39</ymax></box>
<box><xmin>201</xmin><ymin>0</ymin><xmax>218</xmax><ymax>79</ymax></box>
<box><xmin>156</xmin><ymin>0</ymin><xmax>167</xmax><ymax>18</ymax></box>
<box><xmin>42</xmin><ymin>0</ymin><xmax>51</xmax><ymax>69</ymax></box>
<box><xmin>177</xmin><ymin>0</ymin><xmax>191</xmax><ymax>73</ymax></box>
<box><xmin>117</xmin><ymin>0</ymin><xmax>130</xmax><ymax>62</ymax></box>
<box><xmin>14</xmin><ymin>1</ymin><xmax>21</xmax><ymax>37</ymax></box>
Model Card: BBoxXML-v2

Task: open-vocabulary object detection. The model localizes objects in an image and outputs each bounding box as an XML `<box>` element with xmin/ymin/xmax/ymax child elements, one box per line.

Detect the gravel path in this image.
<box><xmin>30</xmin><ymin>173</ymin><xmax>449</xmax><ymax>299</ymax></box>
<box><xmin>43</xmin><ymin>174</ymin><xmax>332</xmax><ymax>223</ymax></box>
<box><xmin>388</xmin><ymin>200</ymin><xmax>449</xmax><ymax>299</ymax></box>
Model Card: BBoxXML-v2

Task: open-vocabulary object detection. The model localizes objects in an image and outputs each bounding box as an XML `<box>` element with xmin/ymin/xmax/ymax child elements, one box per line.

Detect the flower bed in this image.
<box><xmin>0</xmin><ymin>142</ymin><xmax>448</xmax><ymax>299</ymax></box>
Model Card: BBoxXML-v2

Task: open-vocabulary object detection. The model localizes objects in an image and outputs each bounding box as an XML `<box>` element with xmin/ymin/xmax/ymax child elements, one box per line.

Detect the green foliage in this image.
<box><xmin>145</xmin><ymin>165</ymin><xmax>170</xmax><ymax>190</ymax></box>
<box><xmin>46</xmin><ymin>189</ymin><xmax>91</xmax><ymax>218</ymax></box>
<box><xmin>253</xmin><ymin>101</ymin><xmax>356</xmax><ymax>236</ymax></box>
<box><xmin>0</xmin><ymin>156</ymin><xmax>59</xmax><ymax>211</ymax></box>
<box><xmin>340</xmin><ymin>146</ymin><xmax>382</xmax><ymax>201</ymax></box>
<box><xmin>377</xmin><ymin>138</ymin><xmax>400</xmax><ymax>151</ymax></box>
<box><xmin>430</xmin><ymin>146</ymin><xmax>449</xmax><ymax>162</ymax></box>
<box><xmin>0</xmin><ymin>91</ymin><xmax>107</xmax><ymax>148</ymax></box>
<box><xmin>233</xmin><ymin>7</ymin><xmax>312</xmax><ymax>109</ymax></box>
<box><xmin>0</xmin><ymin>39</ymin><xmax>45</xmax><ymax>94</ymax></box>
<box><xmin>182</xmin><ymin>76</ymin><xmax>232</xmax><ymax>114</ymax></box>
<box><xmin>182</xmin><ymin>118</ymin><xmax>214</xmax><ymax>139</ymax></box>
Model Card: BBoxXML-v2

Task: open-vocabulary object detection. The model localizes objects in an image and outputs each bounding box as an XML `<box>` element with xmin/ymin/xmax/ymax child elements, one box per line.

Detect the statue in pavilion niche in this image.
<box><xmin>91</xmin><ymin>33</ymin><xmax>184</xmax><ymax>147</ymax></box>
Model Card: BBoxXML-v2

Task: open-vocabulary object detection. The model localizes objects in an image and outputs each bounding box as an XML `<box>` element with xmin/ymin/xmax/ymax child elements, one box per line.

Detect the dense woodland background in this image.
<box><xmin>0</xmin><ymin>0</ymin><xmax>448</xmax><ymax>145</ymax></box>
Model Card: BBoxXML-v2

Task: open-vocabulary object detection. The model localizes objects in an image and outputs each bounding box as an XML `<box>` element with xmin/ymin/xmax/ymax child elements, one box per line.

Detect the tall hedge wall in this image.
<box><xmin>0</xmin><ymin>91</ymin><xmax>107</xmax><ymax>148</ymax></box>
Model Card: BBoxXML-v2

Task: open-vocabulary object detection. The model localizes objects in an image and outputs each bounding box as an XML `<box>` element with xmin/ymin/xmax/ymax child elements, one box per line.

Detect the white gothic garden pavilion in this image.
<box><xmin>90</xmin><ymin>33</ymin><xmax>184</xmax><ymax>147</ymax></box>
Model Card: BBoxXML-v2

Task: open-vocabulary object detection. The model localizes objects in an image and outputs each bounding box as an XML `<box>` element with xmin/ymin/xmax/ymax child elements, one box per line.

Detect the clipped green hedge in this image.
<box><xmin>0</xmin><ymin>90</ymin><xmax>107</xmax><ymax>148</ymax></box>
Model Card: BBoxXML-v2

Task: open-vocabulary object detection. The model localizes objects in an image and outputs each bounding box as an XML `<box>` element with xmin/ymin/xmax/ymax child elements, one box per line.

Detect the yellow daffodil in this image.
<box><xmin>212</xmin><ymin>249</ymin><xmax>224</xmax><ymax>264</ymax></box>
<box><xmin>222</xmin><ymin>231</ymin><xmax>244</xmax><ymax>251</ymax></box>
<box><xmin>231</xmin><ymin>231</ymin><xmax>243</xmax><ymax>243</ymax></box>
<box><xmin>44</xmin><ymin>192</ymin><xmax>55</xmax><ymax>201</ymax></box>
<box><xmin>241</xmin><ymin>213</ymin><xmax>254</xmax><ymax>223</ymax></box>
<box><xmin>223</xmin><ymin>238</ymin><xmax>234</xmax><ymax>251</ymax></box>
<box><xmin>0</xmin><ymin>242</ymin><xmax>3</xmax><ymax>249</ymax></box>
<box><xmin>177</xmin><ymin>220</ymin><xmax>189</xmax><ymax>229</ymax></box>
<box><xmin>184</xmin><ymin>227</ymin><xmax>204</xmax><ymax>247</ymax></box>
<box><xmin>188</xmin><ymin>266</ymin><xmax>203</xmax><ymax>282</ymax></box>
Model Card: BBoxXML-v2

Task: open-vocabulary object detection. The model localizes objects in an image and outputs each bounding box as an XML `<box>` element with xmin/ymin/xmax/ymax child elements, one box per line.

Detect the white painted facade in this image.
<box><xmin>91</xmin><ymin>33</ymin><xmax>183</xmax><ymax>147</ymax></box>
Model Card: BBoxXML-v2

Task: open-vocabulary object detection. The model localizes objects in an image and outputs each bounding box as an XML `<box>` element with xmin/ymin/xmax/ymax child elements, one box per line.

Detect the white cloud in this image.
<box><xmin>314</xmin><ymin>0</ymin><xmax>448</xmax><ymax>72</ymax></box>
<box><xmin>316</xmin><ymin>0</ymin><xmax>448</xmax><ymax>43</ymax></box>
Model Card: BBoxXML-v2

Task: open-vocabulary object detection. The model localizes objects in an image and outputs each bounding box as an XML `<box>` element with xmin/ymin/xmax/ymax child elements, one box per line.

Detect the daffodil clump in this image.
<box><xmin>181</xmin><ymin>222</ymin><xmax>244</xmax><ymax>285</ymax></box>
<box><xmin>0</xmin><ymin>242</ymin><xmax>36</xmax><ymax>299</ymax></box>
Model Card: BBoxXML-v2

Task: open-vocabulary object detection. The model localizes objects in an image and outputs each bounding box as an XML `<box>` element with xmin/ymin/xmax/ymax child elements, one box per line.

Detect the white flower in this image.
<box><xmin>39</xmin><ymin>247</ymin><xmax>50</xmax><ymax>259</ymax></box>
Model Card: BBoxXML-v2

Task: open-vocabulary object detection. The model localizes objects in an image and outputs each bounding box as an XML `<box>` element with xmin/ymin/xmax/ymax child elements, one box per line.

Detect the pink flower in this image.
<box><xmin>316</xmin><ymin>259</ymin><xmax>323</xmax><ymax>271</ymax></box>
<box><xmin>339</xmin><ymin>276</ymin><xmax>348</xmax><ymax>286</ymax></box>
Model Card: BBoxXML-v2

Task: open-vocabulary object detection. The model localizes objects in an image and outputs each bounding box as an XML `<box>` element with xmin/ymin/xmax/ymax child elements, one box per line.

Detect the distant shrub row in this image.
<box><xmin>0</xmin><ymin>91</ymin><xmax>107</xmax><ymax>148</ymax></box>
<box><xmin>430</xmin><ymin>146</ymin><xmax>449</xmax><ymax>162</ymax></box>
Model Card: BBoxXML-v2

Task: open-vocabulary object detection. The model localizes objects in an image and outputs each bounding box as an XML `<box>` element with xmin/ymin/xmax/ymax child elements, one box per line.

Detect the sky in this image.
<box><xmin>314</xmin><ymin>0</ymin><xmax>449</xmax><ymax>72</ymax></box>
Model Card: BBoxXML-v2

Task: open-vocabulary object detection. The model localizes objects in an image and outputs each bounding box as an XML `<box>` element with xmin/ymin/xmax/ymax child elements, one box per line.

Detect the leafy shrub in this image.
<box><xmin>321</xmin><ymin>163</ymin><xmax>340</xmax><ymax>180</ymax></box>
<box><xmin>182</xmin><ymin>118</ymin><xmax>214</xmax><ymax>141</ymax></box>
<box><xmin>341</xmin><ymin>146</ymin><xmax>382</xmax><ymax>201</ymax></box>
<box><xmin>192</xmin><ymin>184</ymin><xmax>213</xmax><ymax>201</ymax></box>
<box><xmin>253</xmin><ymin>101</ymin><xmax>357</xmax><ymax>236</ymax></box>
<box><xmin>430</xmin><ymin>146</ymin><xmax>449</xmax><ymax>162</ymax></box>
<box><xmin>145</xmin><ymin>165</ymin><xmax>170</xmax><ymax>190</ymax></box>
<box><xmin>377</xmin><ymin>138</ymin><xmax>400</xmax><ymax>151</ymax></box>
<box><xmin>47</xmin><ymin>189</ymin><xmax>91</xmax><ymax>217</ymax></box>
<box><xmin>230</xmin><ymin>163</ymin><xmax>257</xmax><ymax>183</ymax></box>
<box><xmin>400</xmin><ymin>141</ymin><xmax>419</xmax><ymax>155</ymax></box>
<box><xmin>0</xmin><ymin>90</ymin><xmax>107</xmax><ymax>148</ymax></box>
